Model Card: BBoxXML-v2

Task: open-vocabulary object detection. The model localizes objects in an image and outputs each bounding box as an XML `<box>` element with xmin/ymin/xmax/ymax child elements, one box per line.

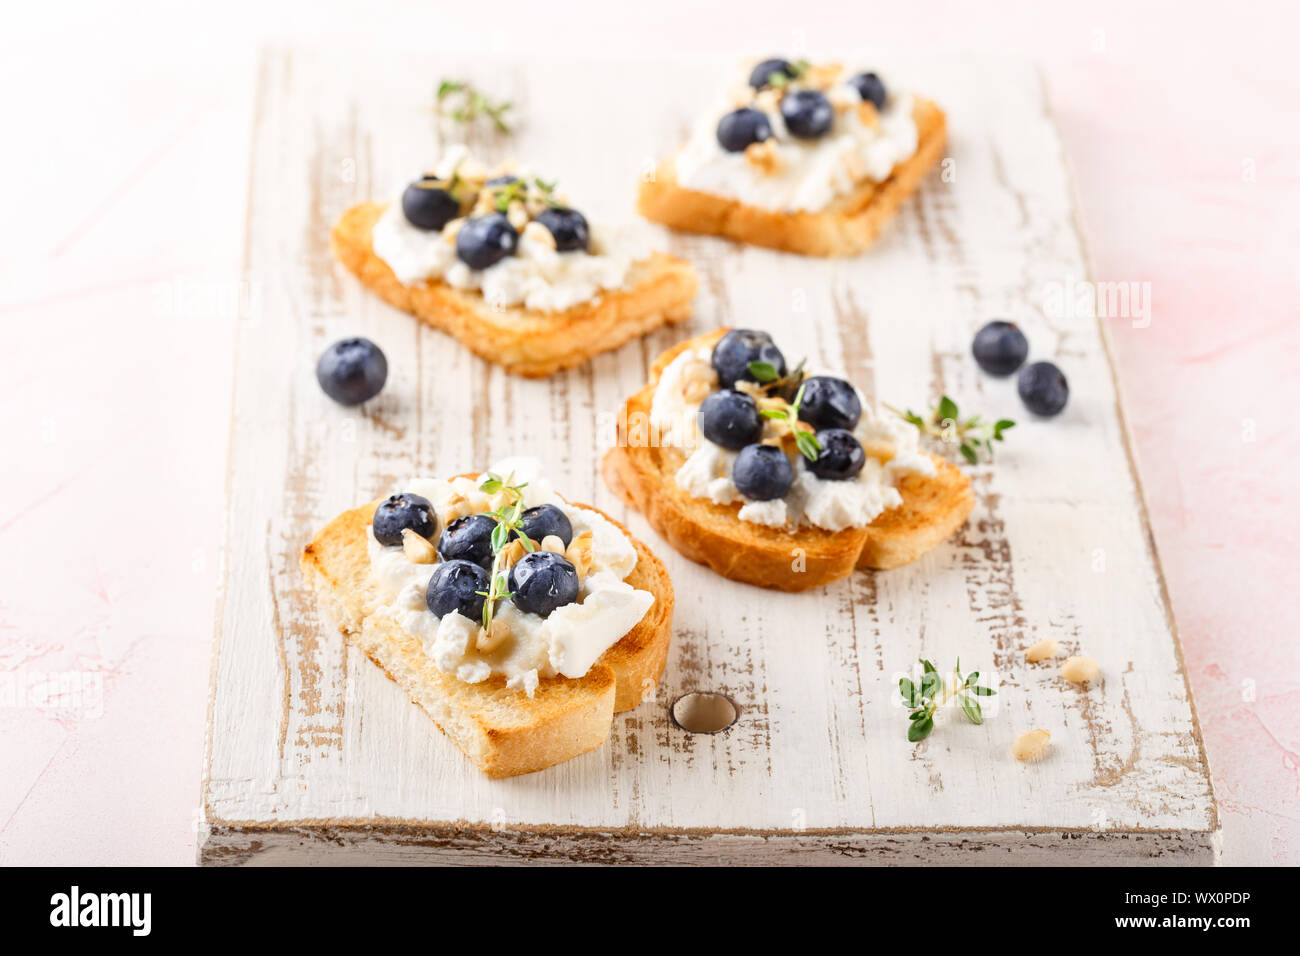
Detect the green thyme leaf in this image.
<box><xmin>899</xmin><ymin>677</ymin><xmax>918</xmax><ymax>707</ymax></box>
<box><xmin>938</xmin><ymin>395</ymin><xmax>960</xmax><ymax>423</ymax></box>
<box><xmin>748</xmin><ymin>360</ymin><xmax>779</xmax><ymax>382</ymax></box>
<box><xmin>960</xmin><ymin>442</ymin><xmax>978</xmax><ymax>465</ymax></box>
<box><xmin>960</xmin><ymin>695</ymin><xmax>983</xmax><ymax>724</ymax></box>
<box><xmin>971</xmin><ymin>686</ymin><xmax>996</xmax><ymax>696</ymax></box>
<box><xmin>908</xmin><ymin>716</ymin><xmax>935</xmax><ymax>742</ymax></box>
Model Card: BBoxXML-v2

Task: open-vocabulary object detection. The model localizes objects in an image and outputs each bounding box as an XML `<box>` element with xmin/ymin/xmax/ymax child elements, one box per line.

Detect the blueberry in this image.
<box><xmin>455</xmin><ymin>213</ymin><xmax>518</xmax><ymax>270</ymax></box>
<box><xmin>797</xmin><ymin>376</ymin><xmax>861</xmax><ymax>431</ymax></box>
<box><xmin>698</xmin><ymin>390</ymin><xmax>762</xmax><ymax>451</ymax></box>
<box><xmin>1017</xmin><ymin>361</ymin><xmax>1069</xmax><ymax>417</ymax></box>
<box><xmin>438</xmin><ymin>514</ymin><xmax>496</xmax><ymax>570</ymax></box>
<box><xmin>716</xmin><ymin>108</ymin><xmax>773</xmax><ymax>153</ymax></box>
<box><xmin>485</xmin><ymin>175</ymin><xmax>518</xmax><ymax>186</ymax></box>
<box><xmin>425</xmin><ymin>560</ymin><xmax>489</xmax><ymax>622</ymax></box>
<box><xmin>749</xmin><ymin>57</ymin><xmax>797</xmax><ymax>89</ymax></box>
<box><xmin>508</xmin><ymin>551</ymin><xmax>580</xmax><ymax>618</ymax></box>
<box><xmin>534</xmin><ymin>207</ymin><xmax>590</xmax><ymax>252</ymax></box>
<box><xmin>513</xmin><ymin>504</ymin><xmax>574</xmax><ymax>549</ymax></box>
<box><xmin>808</xmin><ymin>429</ymin><xmax>866</xmax><ymax>480</ymax></box>
<box><xmin>401</xmin><ymin>182</ymin><xmax>459</xmax><ymax>231</ymax></box>
<box><xmin>372</xmin><ymin>493</ymin><xmax>437</xmax><ymax>547</ymax></box>
<box><xmin>711</xmin><ymin>329</ymin><xmax>787</xmax><ymax>389</ymax></box>
<box><xmin>316</xmin><ymin>337</ymin><xmax>388</xmax><ymax>406</ymax></box>
<box><xmin>781</xmin><ymin>90</ymin><xmax>833</xmax><ymax>139</ymax></box>
<box><xmin>848</xmin><ymin>72</ymin><xmax>887</xmax><ymax>110</ymax></box>
<box><xmin>732</xmin><ymin>444</ymin><xmax>794</xmax><ymax>501</ymax></box>
<box><xmin>972</xmin><ymin>320</ymin><xmax>1029</xmax><ymax>376</ymax></box>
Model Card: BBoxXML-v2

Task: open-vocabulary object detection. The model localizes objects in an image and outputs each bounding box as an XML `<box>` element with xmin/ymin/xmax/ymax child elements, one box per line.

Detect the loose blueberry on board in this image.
<box><xmin>1017</xmin><ymin>361</ymin><xmax>1070</xmax><ymax>416</ymax></box>
<box><xmin>732</xmin><ymin>444</ymin><xmax>795</xmax><ymax>501</ymax></box>
<box><xmin>972</xmin><ymin>320</ymin><xmax>1030</xmax><ymax>376</ymax></box>
<box><xmin>698</xmin><ymin>390</ymin><xmax>763</xmax><ymax>450</ymax></box>
<box><xmin>711</xmin><ymin>329</ymin><xmax>787</xmax><ymax>389</ymax></box>
<box><xmin>848</xmin><ymin>72</ymin><xmax>887</xmax><ymax>110</ymax></box>
<box><xmin>808</xmin><ymin>429</ymin><xmax>866</xmax><ymax>480</ymax></box>
<box><xmin>425</xmin><ymin>560</ymin><xmax>490</xmax><ymax>621</ymax></box>
<box><xmin>456</xmin><ymin>212</ymin><xmax>519</xmax><ymax>270</ymax></box>
<box><xmin>316</xmin><ymin>337</ymin><xmax>388</xmax><ymax>406</ymax></box>
<box><xmin>748</xmin><ymin>57</ymin><xmax>797</xmax><ymax>89</ymax></box>
<box><xmin>438</xmin><ymin>514</ymin><xmax>497</xmax><ymax>570</ymax></box>
<box><xmin>716</xmin><ymin>108</ymin><xmax>773</xmax><ymax>153</ymax></box>
<box><xmin>514</xmin><ymin>504</ymin><xmax>574</xmax><ymax>549</ymax></box>
<box><xmin>372</xmin><ymin>493</ymin><xmax>437</xmax><ymax>547</ymax></box>
<box><xmin>781</xmin><ymin>90</ymin><xmax>833</xmax><ymax>139</ymax></box>
<box><xmin>797</xmin><ymin>376</ymin><xmax>862</xmax><ymax>431</ymax></box>
<box><xmin>401</xmin><ymin>182</ymin><xmax>460</xmax><ymax>231</ymax></box>
<box><xmin>508</xmin><ymin>551</ymin><xmax>580</xmax><ymax>618</ymax></box>
<box><xmin>534</xmin><ymin>207</ymin><xmax>590</xmax><ymax>252</ymax></box>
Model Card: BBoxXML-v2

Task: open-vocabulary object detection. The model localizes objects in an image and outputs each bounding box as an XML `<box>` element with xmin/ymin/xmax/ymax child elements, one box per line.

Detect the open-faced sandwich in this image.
<box><xmin>638</xmin><ymin>58</ymin><xmax>946</xmax><ymax>256</ymax></box>
<box><xmin>602</xmin><ymin>329</ymin><xmax>973</xmax><ymax>591</ymax></box>
<box><xmin>332</xmin><ymin>145</ymin><xmax>698</xmax><ymax>377</ymax></box>
<box><xmin>302</xmin><ymin>457</ymin><xmax>673</xmax><ymax>776</ymax></box>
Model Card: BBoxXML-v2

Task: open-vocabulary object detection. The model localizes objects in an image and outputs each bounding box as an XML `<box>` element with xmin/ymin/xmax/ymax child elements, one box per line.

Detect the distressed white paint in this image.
<box><xmin>200</xmin><ymin>48</ymin><xmax>1217</xmax><ymax>864</ymax></box>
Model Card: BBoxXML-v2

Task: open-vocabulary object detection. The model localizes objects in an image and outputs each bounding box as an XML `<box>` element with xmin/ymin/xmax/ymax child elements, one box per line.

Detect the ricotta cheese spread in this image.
<box><xmin>365</xmin><ymin>457</ymin><xmax>654</xmax><ymax>696</ymax></box>
<box><xmin>371</xmin><ymin>145</ymin><xmax>654</xmax><ymax>313</ymax></box>
<box><xmin>673</xmin><ymin>65</ymin><xmax>920</xmax><ymax>213</ymax></box>
<box><xmin>650</xmin><ymin>345</ymin><xmax>934</xmax><ymax>532</ymax></box>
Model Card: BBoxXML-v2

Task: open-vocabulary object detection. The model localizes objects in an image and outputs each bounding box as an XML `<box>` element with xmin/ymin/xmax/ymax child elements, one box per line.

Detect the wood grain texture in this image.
<box><xmin>200</xmin><ymin>47</ymin><xmax>1217</xmax><ymax>865</ymax></box>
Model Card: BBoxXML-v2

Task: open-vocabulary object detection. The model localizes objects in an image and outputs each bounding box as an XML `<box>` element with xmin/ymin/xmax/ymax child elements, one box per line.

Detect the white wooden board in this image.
<box><xmin>199</xmin><ymin>47</ymin><xmax>1217</xmax><ymax>865</ymax></box>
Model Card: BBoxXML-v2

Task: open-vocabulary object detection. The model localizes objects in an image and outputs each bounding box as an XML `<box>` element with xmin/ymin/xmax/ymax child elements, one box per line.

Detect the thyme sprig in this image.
<box><xmin>437</xmin><ymin>79</ymin><xmax>513</xmax><ymax>133</ymax></box>
<box><xmin>757</xmin><ymin>382</ymin><xmax>823</xmax><ymax>462</ymax></box>
<box><xmin>747</xmin><ymin>357</ymin><xmax>807</xmax><ymax>396</ymax></box>
<box><xmin>474</xmin><ymin>473</ymin><xmax>535</xmax><ymax>630</ymax></box>
<box><xmin>489</xmin><ymin>176</ymin><xmax>561</xmax><ymax>213</ymax></box>
<box><xmin>899</xmin><ymin>658</ymin><xmax>996</xmax><ymax>742</ymax></box>
<box><xmin>764</xmin><ymin>58</ymin><xmax>811</xmax><ymax>88</ymax></box>
<box><xmin>885</xmin><ymin>396</ymin><xmax>1014</xmax><ymax>464</ymax></box>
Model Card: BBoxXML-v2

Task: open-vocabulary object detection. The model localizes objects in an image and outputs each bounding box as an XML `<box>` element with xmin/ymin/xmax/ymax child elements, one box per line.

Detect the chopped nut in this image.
<box><xmin>476</xmin><ymin>618</ymin><xmax>511</xmax><ymax>654</ymax></box>
<box><xmin>442</xmin><ymin>217</ymin><xmax>466</xmax><ymax>246</ymax></box>
<box><xmin>754</xmin><ymin>88</ymin><xmax>783</xmax><ymax>113</ymax></box>
<box><xmin>471</xmin><ymin>191</ymin><xmax>497</xmax><ymax>216</ymax></box>
<box><xmin>565</xmin><ymin>532</ymin><xmax>594</xmax><ymax>578</ymax></box>
<box><xmin>1025</xmin><ymin>638</ymin><xmax>1060</xmax><ymax>663</ymax></box>
<box><xmin>401</xmin><ymin>528</ymin><xmax>438</xmax><ymax>564</ymax></box>
<box><xmin>1012</xmin><ymin>729</ymin><xmax>1052</xmax><ymax>762</ymax></box>
<box><xmin>522</xmin><ymin>220</ymin><xmax>556</xmax><ymax>249</ymax></box>
<box><xmin>500</xmin><ymin>538</ymin><xmax>527</xmax><ymax>569</ymax></box>
<box><xmin>437</xmin><ymin>492</ymin><xmax>473</xmax><ymax>526</ymax></box>
<box><xmin>734</xmin><ymin>380</ymin><xmax>765</xmax><ymax>399</ymax></box>
<box><xmin>683</xmin><ymin>379</ymin><xmax>712</xmax><ymax>402</ymax></box>
<box><xmin>803</xmin><ymin>62</ymin><xmax>843</xmax><ymax>91</ymax></box>
<box><xmin>505</xmin><ymin>199</ymin><xmax>529</xmax><ymax>230</ymax></box>
<box><xmin>859</xmin><ymin>439</ymin><xmax>896</xmax><ymax>463</ymax></box>
<box><xmin>540</xmin><ymin>534</ymin><xmax>566</xmax><ymax>554</ymax></box>
<box><xmin>744</xmin><ymin>139</ymin><xmax>783</xmax><ymax>175</ymax></box>
<box><xmin>856</xmin><ymin>101</ymin><xmax>881</xmax><ymax>129</ymax></box>
<box><xmin>1061</xmin><ymin>656</ymin><xmax>1100</xmax><ymax>684</ymax></box>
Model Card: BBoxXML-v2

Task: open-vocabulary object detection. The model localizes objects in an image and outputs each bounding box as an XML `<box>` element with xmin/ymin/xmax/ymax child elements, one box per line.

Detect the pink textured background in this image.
<box><xmin>1</xmin><ymin>1</ymin><xmax>1295</xmax><ymax>864</ymax></box>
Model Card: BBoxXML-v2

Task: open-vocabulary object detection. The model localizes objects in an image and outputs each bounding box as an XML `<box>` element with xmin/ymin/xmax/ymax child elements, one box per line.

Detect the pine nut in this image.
<box><xmin>1061</xmin><ymin>656</ymin><xmax>1099</xmax><ymax>684</ymax></box>
<box><xmin>1012</xmin><ymin>729</ymin><xmax>1052</xmax><ymax>762</ymax></box>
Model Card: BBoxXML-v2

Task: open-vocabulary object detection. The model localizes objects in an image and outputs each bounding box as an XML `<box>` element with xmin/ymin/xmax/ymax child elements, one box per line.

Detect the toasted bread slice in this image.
<box><xmin>601</xmin><ymin>331</ymin><xmax>973</xmax><ymax>591</ymax></box>
<box><xmin>331</xmin><ymin>203</ymin><xmax>698</xmax><ymax>378</ymax></box>
<box><xmin>301</xmin><ymin>495</ymin><xmax>673</xmax><ymax>777</ymax></box>
<box><xmin>637</xmin><ymin>98</ymin><xmax>946</xmax><ymax>257</ymax></box>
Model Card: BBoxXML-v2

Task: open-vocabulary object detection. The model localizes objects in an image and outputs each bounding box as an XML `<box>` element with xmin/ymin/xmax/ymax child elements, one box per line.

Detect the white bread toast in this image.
<box><xmin>301</xmin><ymin>488</ymin><xmax>673</xmax><ymax>777</ymax></box>
<box><xmin>601</xmin><ymin>330</ymin><xmax>974</xmax><ymax>591</ymax></box>
<box><xmin>638</xmin><ymin>97</ymin><xmax>947</xmax><ymax>257</ymax></box>
<box><xmin>331</xmin><ymin>203</ymin><xmax>698</xmax><ymax>378</ymax></box>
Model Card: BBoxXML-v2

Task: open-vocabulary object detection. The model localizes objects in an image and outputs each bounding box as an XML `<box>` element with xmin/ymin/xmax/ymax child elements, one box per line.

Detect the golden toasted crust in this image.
<box><xmin>637</xmin><ymin>98</ymin><xmax>947</xmax><ymax>257</ymax></box>
<box><xmin>601</xmin><ymin>330</ymin><xmax>974</xmax><ymax>591</ymax></box>
<box><xmin>301</xmin><ymin>493</ymin><xmax>674</xmax><ymax>777</ymax></box>
<box><xmin>330</xmin><ymin>204</ymin><xmax>698</xmax><ymax>378</ymax></box>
